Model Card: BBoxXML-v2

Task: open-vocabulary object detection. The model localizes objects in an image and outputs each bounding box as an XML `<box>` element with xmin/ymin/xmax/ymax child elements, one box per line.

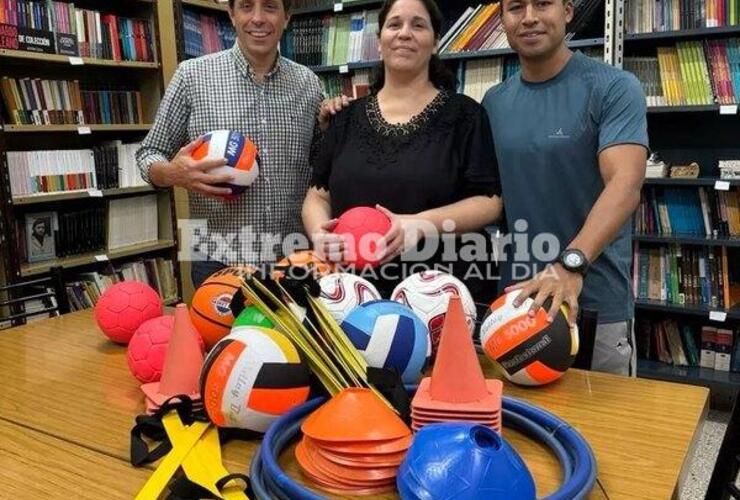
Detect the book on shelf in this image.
<box><xmin>625</xmin><ymin>0</ymin><xmax>740</xmax><ymax>34</ymax></box>
<box><xmin>7</xmin><ymin>148</ymin><xmax>95</xmax><ymax>196</ymax></box>
<box><xmin>319</xmin><ymin>68</ymin><xmax>370</xmax><ymax>98</ymax></box>
<box><xmin>281</xmin><ymin>9</ymin><xmax>380</xmax><ymax>66</ymax></box>
<box><xmin>625</xmin><ymin>39</ymin><xmax>740</xmax><ymax>107</ymax></box>
<box><xmin>634</xmin><ymin>185</ymin><xmax>740</xmax><ymax>238</ymax></box>
<box><xmin>719</xmin><ymin>160</ymin><xmax>740</xmax><ymax>179</ymax></box>
<box><xmin>65</xmin><ymin>258</ymin><xmax>178</xmax><ymax>311</ymax></box>
<box><xmin>107</xmin><ymin>194</ymin><xmax>159</xmax><ymax>250</ymax></box>
<box><xmin>632</xmin><ymin>242</ymin><xmax>739</xmax><ymax>309</ymax></box>
<box><xmin>0</xmin><ymin>76</ymin><xmax>143</xmax><ymax>126</ymax></box>
<box><xmin>6</xmin><ymin>142</ymin><xmax>146</xmax><ymax>197</ymax></box>
<box><xmin>17</xmin><ymin>206</ymin><xmax>105</xmax><ymax>263</ymax></box>
<box><xmin>182</xmin><ymin>8</ymin><xmax>235</xmax><ymax>58</ymax></box>
<box><xmin>0</xmin><ymin>0</ymin><xmax>156</xmax><ymax>62</ymax></box>
<box><xmin>439</xmin><ymin>4</ymin><xmax>510</xmax><ymax>53</ymax></box>
<box><xmin>636</xmin><ymin>318</ymin><xmax>740</xmax><ymax>372</ymax></box>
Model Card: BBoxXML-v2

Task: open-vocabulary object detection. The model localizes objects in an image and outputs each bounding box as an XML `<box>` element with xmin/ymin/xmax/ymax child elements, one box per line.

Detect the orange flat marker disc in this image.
<box><xmin>302</xmin><ymin>388</ymin><xmax>411</xmax><ymax>442</ymax></box>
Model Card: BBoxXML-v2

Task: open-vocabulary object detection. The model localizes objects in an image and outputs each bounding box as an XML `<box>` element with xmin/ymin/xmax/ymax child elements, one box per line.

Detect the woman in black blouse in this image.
<box><xmin>302</xmin><ymin>0</ymin><xmax>503</xmax><ymax>302</ymax></box>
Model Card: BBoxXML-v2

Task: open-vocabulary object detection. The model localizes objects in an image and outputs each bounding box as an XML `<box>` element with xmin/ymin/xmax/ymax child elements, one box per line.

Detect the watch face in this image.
<box><xmin>564</xmin><ymin>252</ymin><xmax>584</xmax><ymax>268</ymax></box>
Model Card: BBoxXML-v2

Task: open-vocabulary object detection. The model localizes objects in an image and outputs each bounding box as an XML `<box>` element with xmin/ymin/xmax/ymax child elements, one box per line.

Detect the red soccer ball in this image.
<box><xmin>94</xmin><ymin>281</ymin><xmax>164</xmax><ymax>344</ymax></box>
<box><xmin>126</xmin><ymin>315</ymin><xmax>205</xmax><ymax>383</ymax></box>
<box><xmin>333</xmin><ymin>206</ymin><xmax>392</xmax><ymax>268</ymax></box>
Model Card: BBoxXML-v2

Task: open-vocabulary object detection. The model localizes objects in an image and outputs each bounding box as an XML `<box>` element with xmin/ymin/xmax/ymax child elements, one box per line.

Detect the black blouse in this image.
<box><xmin>310</xmin><ymin>91</ymin><xmax>501</xmax><ymax>215</ymax></box>
<box><xmin>309</xmin><ymin>91</ymin><xmax>502</xmax><ymax>302</ymax></box>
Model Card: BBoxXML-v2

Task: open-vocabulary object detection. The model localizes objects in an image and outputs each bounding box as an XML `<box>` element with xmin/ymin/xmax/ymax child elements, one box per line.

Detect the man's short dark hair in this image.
<box><xmin>228</xmin><ymin>0</ymin><xmax>293</xmax><ymax>11</ymax></box>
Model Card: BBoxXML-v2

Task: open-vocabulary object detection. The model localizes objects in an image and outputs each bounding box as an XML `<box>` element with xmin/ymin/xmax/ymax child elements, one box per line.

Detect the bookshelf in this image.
<box><xmin>0</xmin><ymin>0</ymin><xmax>184</xmax><ymax>315</ymax></box>
<box><xmin>181</xmin><ymin>0</ymin><xmax>229</xmax><ymax>12</ymax></box>
<box><xmin>292</xmin><ymin>0</ymin><xmax>383</xmax><ymax>16</ymax></box>
<box><xmin>637</xmin><ymin>359</ymin><xmax>740</xmax><ymax>392</ymax></box>
<box><xmin>0</xmin><ymin>48</ymin><xmax>161</xmax><ymax>69</ymax></box>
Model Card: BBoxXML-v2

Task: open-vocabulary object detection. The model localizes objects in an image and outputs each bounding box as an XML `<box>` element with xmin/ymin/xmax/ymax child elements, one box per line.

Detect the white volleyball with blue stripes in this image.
<box><xmin>341</xmin><ymin>300</ymin><xmax>430</xmax><ymax>384</ymax></box>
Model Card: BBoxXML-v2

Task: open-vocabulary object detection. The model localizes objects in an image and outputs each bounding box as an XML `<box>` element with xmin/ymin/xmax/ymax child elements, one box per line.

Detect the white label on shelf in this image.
<box><xmin>339</xmin><ymin>64</ymin><xmax>349</xmax><ymax>74</ymax></box>
<box><xmin>95</xmin><ymin>254</ymin><xmax>109</xmax><ymax>262</ymax></box>
<box><xmin>714</xmin><ymin>180</ymin><xmax>731</xmax><ymax>191</ymax></box>
<box><xmin>88</xmin><ymin>189</ymin><xmax>103</xmax><ymax>197</ymax></box>
<box><xmin>334</xmin><ymin>2</ymin><xmax>343</xmax><ymax>11</ymax></box>
<box><xmin>77</xmin><ymin>126</ymin><xmax>91</xmax><ymax>135</ymax></box>
<box><xmin>719</xmin><ymin>104</ymin><xmax>738</xmax><ymax>115</ymax></box>
<box><xmin>709</xmin><ymin>311</ymin><xmax>727</xmax><ymax>322</ymax></box>
<box><xmin>68</xmin><ymin>56</ymin><xmax>84</xmax><ymax>66</ymax></box>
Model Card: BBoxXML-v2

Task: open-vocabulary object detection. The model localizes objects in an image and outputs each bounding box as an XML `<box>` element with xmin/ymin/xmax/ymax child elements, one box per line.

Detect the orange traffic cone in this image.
<box><xmin>411</xmin><ymin>296</ymin><xmax>502</xmax><ymax>432</ymax></box>
<box><xmin>141</xmin><ymin>303</ymin><xmax>204</xmax><ymax>413</ymax></box>
<box><xmin>430</xmin><ymin>296</ymin><xmax>488</xmax><ymax>403</ymax></box>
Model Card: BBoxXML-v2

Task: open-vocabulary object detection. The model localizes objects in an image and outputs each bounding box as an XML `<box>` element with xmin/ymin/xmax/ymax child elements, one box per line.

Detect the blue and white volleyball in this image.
<box><xmin>192</xmin><ymin>130</ymin><xmax>260</xmax><ymax>197</ymax></box>
<box><xmin>341</xmin><ymin>300</ymin><xmax>429</xmax><ymax>384</ymax></box>
<box><xmin>318</xmin><ymin>273</ymin><xmax>381</xmax><ymax>324</ymax></box>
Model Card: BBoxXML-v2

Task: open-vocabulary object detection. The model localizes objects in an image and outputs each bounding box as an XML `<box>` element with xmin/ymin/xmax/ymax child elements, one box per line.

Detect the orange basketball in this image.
<box><xmin>272</xmin><ymin>250</ymin><xmax>334</xmax><ymax>280</ymax></box>
<box><xmin>190</xmin><ymin>266</ymin><xmax>253</xmax><ymax>349</ymax></box>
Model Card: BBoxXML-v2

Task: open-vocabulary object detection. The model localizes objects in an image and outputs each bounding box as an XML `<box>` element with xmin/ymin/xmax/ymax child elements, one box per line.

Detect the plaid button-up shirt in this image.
<box><xmin>136</xmin><ymin>42</ymin><xmax>323</xmax><ymax>265</ymax></box>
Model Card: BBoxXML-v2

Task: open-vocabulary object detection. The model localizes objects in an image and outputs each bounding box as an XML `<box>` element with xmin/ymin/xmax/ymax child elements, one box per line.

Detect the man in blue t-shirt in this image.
<box><xmin>481</xmin><ymin>0</ymin><xmax>649</xmax><ymax>375</ymax></box>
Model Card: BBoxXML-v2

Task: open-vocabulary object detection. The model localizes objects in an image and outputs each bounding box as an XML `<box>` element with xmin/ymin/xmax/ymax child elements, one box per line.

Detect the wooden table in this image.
<box><xmin>0</xmin><ymin>311</ymin><xmax>709</xmax><ymax>499</ymax></box>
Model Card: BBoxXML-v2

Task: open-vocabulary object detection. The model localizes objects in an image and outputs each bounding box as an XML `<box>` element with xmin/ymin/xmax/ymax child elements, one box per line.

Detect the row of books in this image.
<box><xmin>625</xmin><ymin>0</ymin><xmax>740</xmax><ymax>34</ymax></box>
<box><xmin>453</xmin><ymin>48</ymin><xmax>601</xmax><ymax>102</ymax></box>
<box><xmin>0</xmin><ymin>1</ymin><xmax>156</xmax><ymax>61</ymax></box>
<box><xmin>107</xmin><ymin>195</ymin><xmax>159</xmax><ymax>250</ymax></box>
<box><xmin>625</xmin><ymin>39</ymin><xmax>740</xmax><ymax>106</ymax></box>
<box><xmin>319</xmin><ymin>69</ymin><xmax>371</xmax><ymax>98</ymax></box>
<box><xmin>439</xmin><ymin>3</ymin><xmax>509</xmax><ymax>54</ymax></box>
<box><xmin>17</xmin><ymin>207</ymin><xmax>105</xmax><ymax>263</ymax></box>
<box><xmin>439</xmin><ymin>0</ymin><xmax>600</xmax><ymax>55</ymax></box>
<box><xmin>16</xmin><ymin>195</ymin><xmax>160</xmax><ymax>264</ymax></box>
<box><xmin>0</xmin><ymin>77</ymin><xmax>143</xmax><ymax>125</ymax></box>
<box><xmin>281</xmin><ymin>10</ymin><xmax>380</xmax><ymax>66</ymax></box>
<box><xmin>93</xmin><ymin>141</ymin><xmax>145</xmax><ymax>190</ymax></box>
<box><xmin>65</xmin><ymin>259</ymin><xmax>178</xmax><ymax>311</ymax></box>
<box><xmin>457</xmin><ymin>58</ymin><xmax>507</xmax><ymax>103</ymax></box>
<box><xmin>7</xmin><ymin>148</ymin><xmax>95</xmax><ymax>196</ymax></box>
<box><xmin>291</xmin><ymin>0</ymin><xmax>382</xmax><ymax>7</ymax></box>
<box><xmin>636</xmin><ymin>318</ymin><xmax>739</xmax><ymax>372</ymax></box>
<box><xmin>182</xmin><ymin>8</ymin><xmax>235</xmax><ymax>59</ymax></box>
<box><xmin>632</xmin><ymin>243</ymin><xmax>738</xmax><ymax>309</ymax></box>
<box><xmin>634</xmin><ymin>186</ymin><xmax>740</xmax><ymax>238</ymax></box>
<box><xmin>6</xmin><ymin>142</ymin><xmax>144</xmax><ymax>196</ymax></box>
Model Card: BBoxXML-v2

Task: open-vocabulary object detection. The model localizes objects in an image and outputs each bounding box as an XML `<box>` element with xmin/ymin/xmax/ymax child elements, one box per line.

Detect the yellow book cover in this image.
<box><xmin>693</xmin><ymin>42</ymin><xmax>713</xmax><ymax>104</ymax></box>
<box><xmin>656</xmin><ymin>49</ymin><xmax>672</xmax><ymax>105</ymax></box>
<box><xmin>451</xmin><ymin>4</ymin><xmax>494</xmax><ymax>52</ymax></box>
<box><xmin>669</xmin><ymin>48</ymin><xmax>687</xmax><ymax>105</ymax></box>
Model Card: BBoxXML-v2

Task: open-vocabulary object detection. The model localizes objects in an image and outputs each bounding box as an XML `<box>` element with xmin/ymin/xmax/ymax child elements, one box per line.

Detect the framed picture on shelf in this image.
<box><xmin>25</xmin><ymin>212</ymin><xmax>57</xmax><ymax>263</ymax></box>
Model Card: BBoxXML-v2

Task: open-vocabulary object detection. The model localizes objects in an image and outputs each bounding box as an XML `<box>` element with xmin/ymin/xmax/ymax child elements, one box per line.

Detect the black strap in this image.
<box><xmin>129</xmin><ymin>395</ymin><xmax>205</xmax><ymax>466</ymax></box>
<box><xmin>367</xmin><ymin>366</ymin><xmax>411</xmax><ymax>424</ymax></box>
<box><xmin>165</xmin><ymin>474</ymin><xmax>253</xmax><ymax>500</ymax></box>
<box><xmin>216</xmin><ymin>473</ymin><xmax>254</xmax><ymax>498</ymax></box>
<box><xmin>130</xmin><ymin>414</ymin><xmax>172</xmax><ymax>466</ymax></box>
<box><xmin>229</xmin><ymin>288</ymin><xmax>247</xmax><ymax>318</ymax></box>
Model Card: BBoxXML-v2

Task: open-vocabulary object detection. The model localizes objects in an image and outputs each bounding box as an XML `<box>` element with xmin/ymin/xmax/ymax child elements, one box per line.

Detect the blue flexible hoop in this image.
<box><xmin>250</xmin><ymin>390</ymin><xmax>597</xmax><ymax>500</ymax></box>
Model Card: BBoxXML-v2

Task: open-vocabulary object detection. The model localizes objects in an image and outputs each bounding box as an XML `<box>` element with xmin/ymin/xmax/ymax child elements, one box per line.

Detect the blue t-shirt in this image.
<box><xmin>481</xmin><ymin>51</ymin><xmax>649</xmax><ymax>323</ymax></box>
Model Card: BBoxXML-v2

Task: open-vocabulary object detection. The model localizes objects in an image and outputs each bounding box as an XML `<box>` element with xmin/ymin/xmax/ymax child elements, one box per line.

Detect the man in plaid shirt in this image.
<box><xmin>136</xmin><ymin>0</ymin><xmax>323</xmax><ymax>287</ymax></box>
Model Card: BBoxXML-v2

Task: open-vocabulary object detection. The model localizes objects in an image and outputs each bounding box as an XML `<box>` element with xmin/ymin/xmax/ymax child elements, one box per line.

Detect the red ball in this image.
<box><xmin>333</xmin><ymin>206</ymin><xmax>392</xmax><ymax>268</ymax></box>
<box><xmin>126</xmin><ymin>315</ymin><xmax>205</xmax><ymax>383</ymax></box>
<box><xmin>94</xmin><ymin>281</ymin><xmax>164</xmax><ymax>344</ymax></box>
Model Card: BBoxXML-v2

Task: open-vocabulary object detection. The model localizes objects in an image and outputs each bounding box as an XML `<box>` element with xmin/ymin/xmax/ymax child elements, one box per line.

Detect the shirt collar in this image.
<box><xmin>231</xmin><ymin>41</ymin><xmax>282</xmax><ymax>81</ymax></box>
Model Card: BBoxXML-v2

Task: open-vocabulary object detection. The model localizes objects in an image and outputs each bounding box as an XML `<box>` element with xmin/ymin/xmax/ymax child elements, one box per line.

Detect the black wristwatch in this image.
<box><xmin>557</xmin><ymin>249</ymin><xmax>590</xmax><ymax>276</ymax></box>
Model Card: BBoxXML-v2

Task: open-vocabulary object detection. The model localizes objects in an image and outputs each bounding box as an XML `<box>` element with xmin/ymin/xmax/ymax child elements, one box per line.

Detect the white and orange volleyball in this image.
<box><xmin>479</xmin><ymin>290</ymin><xmax>579</xmax><ymax>386</ymax></box>
<box><xmin>200</xmin><ymin>326</ymin><xmax>311</xmax><ymax>432</ymax></box>
<box><xmin>191</xmin><ymin>130</ymin><xmax>260</xmax><ymax>198</ymax></box>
